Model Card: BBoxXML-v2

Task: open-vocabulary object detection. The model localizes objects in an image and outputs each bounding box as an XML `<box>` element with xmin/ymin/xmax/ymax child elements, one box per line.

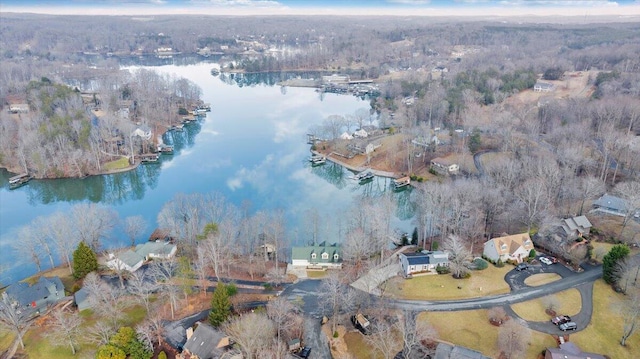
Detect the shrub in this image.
<box><xmin>436</xmin><ymin>264</ymin><xmax>450</xmax><ymax>274</ymax></box>
<box><xmin>158</xmin><ymin>351</ymin><xmax>167</xmax><ymax>359</ymax></box>
<box><xmin>528</xmin><ymin>249</ymin><xmax>536</xmax><ymax>259</ymax></box>
<box><xmin>496</xmin><ymin>259</ymin><xmax>505</xmax><ymax>268</ymax></box>
<box><xmin>178</xmin><ymin>107</ymin><xmax>189</xmax><ymax>115</ymax></box>
<box><xmin>473</xmin><ymin>258</ymin><xmax>488</xmax><ymax>270</ymax></box>
<box><xmin>263</xmin><ymin>283</ymin><xmax>273</xmax><ymax>291</ymax></box>
<box><xmin>429</xmin><ymin>168</ymin><xmax>438</xmax><ymax>176</ymax></box>
<box><xmin>432</xmin><ymin>241</ymin><xmax>439</xmax><ymax>251</ymax></box>
<box><xmin>333</xmin><ymin>331</ymin><xmax>339</xmax><ymax>338</ymax></box>
<box><xmin>226</xmin><ymin>282</ymin><xmax>238</xmax><ymax>297</ymax></box>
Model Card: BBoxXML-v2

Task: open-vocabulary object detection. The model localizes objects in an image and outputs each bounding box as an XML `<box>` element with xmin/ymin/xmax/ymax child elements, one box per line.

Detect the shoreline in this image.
<box><xmin>312</xmin><ymin>149</ymin><xmax>399</xmax><ymax>179</ymax></box>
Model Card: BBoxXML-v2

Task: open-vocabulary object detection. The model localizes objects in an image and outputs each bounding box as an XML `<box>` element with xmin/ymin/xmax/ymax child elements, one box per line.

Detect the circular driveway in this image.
<box><xmin>502</xmin><ymin>257</ymin><xmax>596</xmax><ymax>334</ymax></box>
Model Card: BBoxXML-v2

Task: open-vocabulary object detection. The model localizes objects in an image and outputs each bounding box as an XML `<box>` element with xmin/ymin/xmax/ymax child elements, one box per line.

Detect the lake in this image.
<box><xmin>0</xmin><ymin>63</ymin><xmax>414</xmax><ymax>286</ymax></box>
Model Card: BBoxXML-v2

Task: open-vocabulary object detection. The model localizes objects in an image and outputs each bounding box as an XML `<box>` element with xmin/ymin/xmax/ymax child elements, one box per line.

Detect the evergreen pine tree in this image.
<box><xmin>209</xmin><ymin>283</ymin><xmax>231</xmax><ymax>327</ymax></box>
<box><xmin>72</xmin><ymin>242</ymin><xmax>98</xmax><ymax>280</ymax></box>
<box><xmin>602</xmin><ymin>244</ymin><xmax>630</xmax><ymax>285</ymax></box>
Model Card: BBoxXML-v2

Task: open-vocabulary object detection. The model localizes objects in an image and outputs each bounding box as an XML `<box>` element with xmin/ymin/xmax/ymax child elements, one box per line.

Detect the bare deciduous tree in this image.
<box><xmin>364</xmin><ymin>316</ymin><xmax>401</xmax><ymax>359</ymax></box>
<box><xmin>71</xmin><ymin>203</ymin><xmax>117</xmax><ymax>252</ymax></box>
<box><xmin>618</xmin><ymin>289</ymin><xmax>640</xmax><ymax>346</ymax></box>
<box><xmin>45</xmin><ymin>308</ymin><xmax>82</xmax><ymax>355</ymax></box>
<box><xmin>149</xmin><ymin>257</ymin><xmax>179</xmax><ymax>319</ymax></box>
<box><xmin>47</xmin><ymin>211</ymin><xmax>78</xmax><ymax>274</ymax></box>
<box><xmin>223</xmin><ymin>312</ymin><xmax>277</xmax><ymax>359</ymax></box>
<box><xmin>497</xmin><ymin>320</ymin><xmax>529</xmax><ymax>359</ymax></box>
<box><xmin>443</xmin><ymin>235</ymin><xmax>471</xmax><ymax>279</ymax></box>
<box><xmin>123</xmin><ymin>215</ymin><xmax>147</xmax><ymax>247</ymax></box>
<box><xmin>127</xmin><ymin>270</ymin><xmax>157</xmax><ymax>313</ymax></box>
<box><xmin>0</xmin><ymin>295</ymin><xmax>31</xmax><ymax>349</ymax></box>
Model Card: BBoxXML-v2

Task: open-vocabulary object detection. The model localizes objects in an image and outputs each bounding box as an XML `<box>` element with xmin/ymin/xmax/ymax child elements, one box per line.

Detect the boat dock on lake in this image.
<box><xmin>140</xmin><ymin>153</ymin><xmax>160</xmax><ymax>163</ymax></box>
<box><xmin>9</xmin><ymin>173</ymin><xmax>32</xmax><ymax>189</ymax></box>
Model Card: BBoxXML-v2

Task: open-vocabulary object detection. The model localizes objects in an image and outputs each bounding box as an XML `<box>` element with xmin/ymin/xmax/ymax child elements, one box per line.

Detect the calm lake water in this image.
<box><xmin>0</xmin><ymin>63</ymin><xmax>413</xmax><ymax>286</ymax></box>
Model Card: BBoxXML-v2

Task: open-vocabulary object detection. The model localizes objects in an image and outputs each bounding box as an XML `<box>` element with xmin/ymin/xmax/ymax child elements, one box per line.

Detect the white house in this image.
<box><xmin>353</xmin><ymin>129</ymin><xmax>368</xmax><ymax>138</ymax></box>
<box><xmin>483</xmin><ymin>232</ymin><xmax>534</xmax><ymax>263</ymax></box>
<box><xmin>106</xmin><ymin>250</ymin><xmax>144</xmax><ymax>272</ymax></box>
<box><xmin>340</xmin><ymin>132</ymin><xmax>353</xmax><ymax>140</ymax></box>
<box><xmin>399</xmin><ymin>251</ymin><xmax>449</xmax><ymax>276</ymax></box>
<box><xmin>430</xmin><ymin>157</ymin><xmax>460</xmax><ymax>175</ymax></box>
<box><xmin>135</xmin><ymin>241</ymin><xmax>177</xmax><ymax>261</ymax></box>
<box><xmin>534</xmin><ymin>81</ymin><xmax>555</xmax><ymax>92</ymax></box>
<box><xmin>291</xmin><ymin>241</ymin><xmax>342</xmax><ymax>268</ymax></box>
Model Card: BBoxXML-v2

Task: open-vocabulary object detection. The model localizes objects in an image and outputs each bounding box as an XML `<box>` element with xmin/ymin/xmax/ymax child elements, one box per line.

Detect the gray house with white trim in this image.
<box><xmin>3</xmin><ymin>276</ymin><xmax>65</xmax><ymax>314</ymax></box>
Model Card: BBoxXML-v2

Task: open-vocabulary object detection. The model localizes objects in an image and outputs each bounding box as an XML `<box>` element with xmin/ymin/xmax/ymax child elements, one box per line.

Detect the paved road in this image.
<box><xmin>386</xmin><ymin>264</ymin><xmax>602</xmax><ymax>312</ymax></box>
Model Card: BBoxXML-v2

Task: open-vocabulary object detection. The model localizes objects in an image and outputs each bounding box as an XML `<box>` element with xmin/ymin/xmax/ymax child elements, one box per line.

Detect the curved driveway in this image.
<box><xmin>387</xmin><ymin>264</ymin><xmax>602</xmax><ymax>312</ymax></box>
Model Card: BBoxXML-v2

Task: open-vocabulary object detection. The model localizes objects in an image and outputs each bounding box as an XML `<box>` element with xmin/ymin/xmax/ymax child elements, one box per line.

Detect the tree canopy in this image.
<box><xmin>72</xmin><ymin>241</ymin><xmax>97</xmax><ymax>280</ymax></box>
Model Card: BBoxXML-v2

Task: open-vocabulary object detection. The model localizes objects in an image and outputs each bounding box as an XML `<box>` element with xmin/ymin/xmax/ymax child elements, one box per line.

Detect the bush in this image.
<box><xmin>528</xmin><ymin>249</ymin><xmax>536</xmax><ymax>259</ymax></box>
<box><xmin>263</xmin><ymin>283</ymin><xmax>273</xmax><ymax>291</ymax></box>
<box><xmin>178</xmin><ymin>107</ymin><xmax>189</xmax><ymax>115</ymax></box>
<box><xmin>333</xmin><ymin>331</ymin><xmax>339</xmax><ymax>338</ymax></box>
<box><xmin>436</xmin><ymin>264</ymin><xmax>450</xmax><ymax>274</ymax></box>
<box><xmin>158</xmin><ymin>351</ymin><xmax>167</xmax><ymax>359</ymax></box>
<box><xmin>473</xmin><ymin>258</ymin><xmax>488</xmax><ymax>270</ymax></box>
<box><xmin>496</xmin><ymin>259</ymin><xmax>505</xmax><ymax>268</ymax></box>
<box><xmin>226</xmin><ymin>282</ymin><xmax>238</xmax><ymax>296</ymax></box>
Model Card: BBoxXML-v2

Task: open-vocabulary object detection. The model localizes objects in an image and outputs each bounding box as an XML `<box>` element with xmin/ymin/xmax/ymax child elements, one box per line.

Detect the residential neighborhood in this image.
<box><xmin>1</xmin><ymin>2</ymin><xmax>640</xmax><ymax>359</ymax></box>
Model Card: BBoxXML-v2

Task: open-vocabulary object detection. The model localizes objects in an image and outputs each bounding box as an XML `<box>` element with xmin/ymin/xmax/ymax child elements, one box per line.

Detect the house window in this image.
<box><xmin>322</xmin><ymin>252</ymin><xmax>329</xmax><ymax>260</ymax></box>
<box><xmin>311</xmin><ymin>253</ymin><xmax>316</xmax><ymax>259</ymax></box>
<box><xmin>334</xmin><ymin>253</ymin><xmax>339</xmax><ymax>260</ymax></box>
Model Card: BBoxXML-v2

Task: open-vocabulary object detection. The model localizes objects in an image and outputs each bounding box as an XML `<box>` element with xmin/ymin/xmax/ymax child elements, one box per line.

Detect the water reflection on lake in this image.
<box><xmin>0</xmin><ymin>63</ymin><xmax>413</xmax><ymax>285</ymax></box>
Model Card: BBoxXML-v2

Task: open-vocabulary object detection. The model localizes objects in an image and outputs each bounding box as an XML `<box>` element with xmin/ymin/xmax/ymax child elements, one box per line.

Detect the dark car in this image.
<box><xmin>551</xmin><ymin>315</ymin><xmax>571</xmax><ymax>325</ymax></box>
<box><xmin>515</xmin><ymin>263</ymin><xmax>529</xmax><ymax>271</ymax></box>
<box><xmin>299</xmin><ymin>346</ymin><xmax>311</xmax><ymax>359</ymax></box>
<box><xmin>559</xmin><ymin>322</ymin><xmax>577</xmax><ymax>331</ymax></box>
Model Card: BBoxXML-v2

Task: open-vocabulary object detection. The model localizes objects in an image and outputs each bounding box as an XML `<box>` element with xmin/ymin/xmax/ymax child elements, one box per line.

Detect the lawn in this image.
<box><xmin>418</xmin><ymin>309</ymin><xmax>556</xmax><ymax>358</ymax></box>
<box><xmin>510</xmin><ymin>288</ymin><xmax>582</xmax><ymax>321</ymax></box>
<box><xmin>104</xmin><ymin>156</ymin><xmax>131</xmax><ymax>171</ymax></box>
<box><xmin>385</xmin><ymin>266</ymin><xmax>511</xmax><ymax>300</ymax></box>
<box><xmin>524</xmin><ymin>273</ymin><xmax>562</xmax><ymax>287</ymax></box>
<box><xmin>568</xmin><ymin>280</ymin><xmax>640</xmax><ymax>359</ymax></box>
<box><xmin>344</xmin><ymin>331</ymin><xmax>375</xmax><ymax>359</ymax></box>
<box><xmin>15</xmin><ymin>304</ymin><xmax>149</xmax><ymax>359</ymax></box>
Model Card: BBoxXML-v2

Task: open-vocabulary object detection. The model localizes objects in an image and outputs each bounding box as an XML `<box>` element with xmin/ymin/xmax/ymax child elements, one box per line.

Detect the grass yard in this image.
<box><xmin>104</xmin><ymin>156</ymin><xmax>130</xmax><ymax>171</ymax></box>
<box><xmin>386</xmin><ymin>266</ymin><xmax>511</xmax><ymax>300</ymax></box>
<box><xmin>0</xmin><ymin>331</ymin><xmax>15</xmax><ymax>353</ymax></box>
<box><xmin>419</xmin><ymin>310</ymin><xmax>556</xmax><ymax>358</ymax></box>
<box><xmin>568</xmin><ymin>280</ymin><xmax>640</xmax><ymax>359</ymax></box>
<box><xmin>15</xmin><ymin>303</ymin><xmax>149</xmax><ymax>359</ymax></box>
<box><xmin>524</xmin><ymin>273</ymin><xmax>562</xmax><ymax>287</ymax></box>
<box><xmin>511</xmin><ymin>289</ymin><xmax>582</xmax><ymax>321</ymax></box>
<box><xmin>344</xmin><ymin>331</ymin><xmax>375</xmax><ymax>359</ymax></box>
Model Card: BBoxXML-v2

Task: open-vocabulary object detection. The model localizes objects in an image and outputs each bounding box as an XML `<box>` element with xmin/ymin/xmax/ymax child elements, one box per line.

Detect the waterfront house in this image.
<box><xmin>106</xmin><ymin>250</ymin><xmax>144</xmax><ymax>272</ymax></box>
<box><xmin>399</xmin><ymin>251</ymin><xmax>449</xmax><ymax>276</ymax></box>
<box><xmin>561</xmin><ymin>215</ymin><xmax>593</xmax><ymax>240</ymax></box>
<box><xmin>483</xmin><ymin>232</ymin><xmax>533</xmax><ymax>263</ymax></box>
<box><xmin>430</xmin><ymin>157</ymin><xmax>460</xmax><ymax>175</ymax></box>
<box><xmin>3</xmin><ymin>276</ymin><xmax>65</xmax><ymax>314</ymax></box>
<box><xmin>135</xmin><ymin>241</ymin><xmax>177</xmax><ymax>261</ymax></box>
<box><xmin>291</xmin><ymin>241</ymin><xmax>342</xmax><ymax>268</ymax></box>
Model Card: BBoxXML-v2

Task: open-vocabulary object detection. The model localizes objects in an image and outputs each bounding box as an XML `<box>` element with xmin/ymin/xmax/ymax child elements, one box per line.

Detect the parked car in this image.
<box><xmin>540</xmin><ymin>257</ymin><xmax>553</xmax><ymax>265</ymax></box>
<box><xmin>298</xmin><ymin>346</ymin><xmax>312</xmax><ymax>359</ymax></box>
<box><xmin>551</xmin><ymin>315</ymin><xmax>571</xmax><ymax>325</ymax></box>
<box><xmin>559</xmin><ymin>322</ymin><xmax>577</xmax><ymax>331</ymax></box>
<box><xmin>515</xmin><ymin>263</ymin><xmax>529</xmax><ymax>271</ymax></box>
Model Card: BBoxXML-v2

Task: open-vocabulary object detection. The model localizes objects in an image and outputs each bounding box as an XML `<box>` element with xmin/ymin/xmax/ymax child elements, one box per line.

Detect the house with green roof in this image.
<box><xmin>291</xmin><ymin>241</ymin><xmax>342</xmax><ymax>268</ymax></box>
<box><xmin>135</xmin><ymin>241</ymin><xmax>177</xmax><ymax>260</ymax></box>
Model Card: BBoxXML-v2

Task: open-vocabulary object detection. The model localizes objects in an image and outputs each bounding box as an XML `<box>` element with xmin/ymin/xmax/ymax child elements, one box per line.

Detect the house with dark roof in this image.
<box><xmin>73</xmin><ymin>287</ymin><xmax>92</xmax><ymax>311</ymax></box>
<box><xmin>399</xmin><ymin>251</ymin><xmax>449</xmax><ymax>276</ymax></box>
<box><xmin>434</xmin><ymin>343</ymin><xmax>490</xmax><ymax>359</ymax></box>
<box><xmin>545</xmin><ymin>342</ymin><xmax>606</xmax><ymax>359</ymax></box>
<box><xmin>592</xmin><ymin>194</ymin><xmax>629</xmax><ymax>217</ymax></box>
<box><xmin>3</xmin><ymin>276</ymin><xmax>65</xmax><ymax>314</ymax></box>
<box><xmin>182</xmin><ymin>322</ymin><xmax>232</xmax><ymax>359</ymax></box>
<box><xmin>561</xmin><ymin>215</ymin><xmax>593</xmax><ymax>240</ymax></box>
<box><xmin>291</xmin><ymin>241</ymin><xmax>342</xmax><ymax>268</ymax></box>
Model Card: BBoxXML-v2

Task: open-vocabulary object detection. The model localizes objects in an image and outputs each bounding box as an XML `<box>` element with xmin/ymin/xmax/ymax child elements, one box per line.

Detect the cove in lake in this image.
<box><xmin>0</xmin><ymin>63</ymin><xmax>414</xmax><ymax>286</ymax></box>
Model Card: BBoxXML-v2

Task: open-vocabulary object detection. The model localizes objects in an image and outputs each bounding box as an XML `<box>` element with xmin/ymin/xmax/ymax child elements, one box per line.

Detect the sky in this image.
<box><xmin>1</xmin><ymin>0</ymin><xmax>640</xmax><ymax>16</ymax></box>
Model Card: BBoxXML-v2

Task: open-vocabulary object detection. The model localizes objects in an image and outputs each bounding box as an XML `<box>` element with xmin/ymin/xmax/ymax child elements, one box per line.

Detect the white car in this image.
<box><xmin>539</xmin><ymin>257</ymin><xmax>552</xmax><ymax>265</ymax></box>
